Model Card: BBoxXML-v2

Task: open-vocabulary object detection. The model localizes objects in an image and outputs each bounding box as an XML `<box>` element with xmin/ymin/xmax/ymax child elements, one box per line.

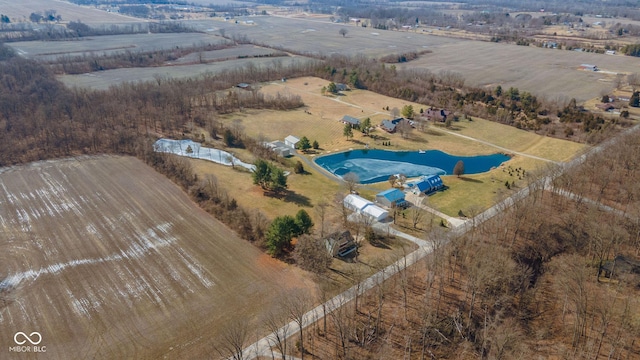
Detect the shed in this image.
<box><xmin>284</xmin><ymin>135</ymin><xmax>300</xmax><ymax>148</ymax></box>
<box><xmin>376</xmin><ymin>188</ymin><xmax>407</xmax><ymax>208</ymax></box>
<box><xmin>325</xmin><ymin>230</ymin><xmax>357</xmax><ymax>257</ymax></box>
<box><xmin>342</xmin><ymin>115</ymin><xmax>360</xmax><ymax>127</ymax></box>
<box><xmin>335</xmin><ymin>83</ymin><xmax>349</xmax><ymax>91</ymax></box>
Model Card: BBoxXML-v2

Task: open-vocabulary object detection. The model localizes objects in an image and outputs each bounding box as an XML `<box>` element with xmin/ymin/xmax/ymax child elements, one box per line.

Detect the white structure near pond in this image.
<box><xmin>153</xmin><ymin>139</ymin><xmax>255</xmax><ymax>171</ymax></box>
<box><xmin>343</xmin><ymin>194</ymin><xmax>389</xmax><ymax>221</ymax></box>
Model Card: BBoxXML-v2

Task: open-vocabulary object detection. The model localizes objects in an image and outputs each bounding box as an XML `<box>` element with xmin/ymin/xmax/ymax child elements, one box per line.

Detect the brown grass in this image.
<box><xmin>0</xmin><ymin>156</ymin><xmax>315</xmax><ymax>358</ymax></box>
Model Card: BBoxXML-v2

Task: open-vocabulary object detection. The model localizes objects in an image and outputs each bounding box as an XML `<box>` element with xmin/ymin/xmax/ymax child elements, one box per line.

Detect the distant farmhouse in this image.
<box><xmin>335</xmin><ymin>83</ymin><xmax>349</xmax><ymax>92</ymax></box>
<box><xmin>341</xmin><ymin>115</ymin><xmax>360</xmax><ymax>128</ymax></box>
<box><xmin>424</xmin><ymin>108</ymin><xmax>451</xmax><ymax>122</ymax></box>
<box><xmin>380</xmin><ymin>117</ymin><xmax>404</xmax><ymax>133</ymax></box>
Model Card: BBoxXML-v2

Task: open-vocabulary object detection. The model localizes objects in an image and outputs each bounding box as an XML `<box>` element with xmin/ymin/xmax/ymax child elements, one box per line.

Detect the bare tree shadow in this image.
<box><xmin>282</xmin><ymin>190</ymin><xmax>312</xmax><ymax>207</ymax></box>
<box><xmin>459</xmin><ymin>177</ymin><xmax>483</xmax><ymax>183</ymax></box>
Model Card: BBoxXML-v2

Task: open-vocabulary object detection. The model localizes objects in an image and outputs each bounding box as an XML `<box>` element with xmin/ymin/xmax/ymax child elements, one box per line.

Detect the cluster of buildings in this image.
<box><xmin>264</xmin><ymin>135</ymin><xmax>299</xmax><ymax>157</ymax></box>
<box><xmin>343</xmin><ymin>174</ymin><xmax>445</xmax><ymax>222</ymax></box>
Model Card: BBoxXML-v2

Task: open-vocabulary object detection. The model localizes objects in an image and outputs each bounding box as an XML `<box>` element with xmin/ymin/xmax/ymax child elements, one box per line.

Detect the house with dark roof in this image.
<box><xmin>335</xmin><ymin>83</ymin><xmax>349</xmax><ymax>91</ymax></box>
<box><xmin>325</xmin><ymin>230</ymin><xmax>357</xmax><ymax>257</ymax></box>
<box><xmin>381</xmin><ymin>120</ymin><xmax>397</xmax><ymax>133</ymax></box>
<box><xmin>425</xmin><ymin>108</ymin><xmax>451</xmax><ymax>122</ymax></box>
<box><xmin>341</xmin><ymin>115</ymin><xmax>360</xmax><ymax>127</ymax></box>
<box><xmin>380</xmin><ymin>117</ymin><xmax>404</xmax><ymax>133</ymax></box>
<box><xmin>376</xmin><ymin>188</ymin><xmax>407</xmax><ymax>208</ymax></box>
<box><xmin>596</xmin><ymin>103</ymin><xmax>615</xmax><ymax>111</ymax></box>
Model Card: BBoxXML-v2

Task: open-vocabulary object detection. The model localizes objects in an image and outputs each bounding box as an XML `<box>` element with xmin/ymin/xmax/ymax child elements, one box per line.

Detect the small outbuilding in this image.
<box><xmin>284</xmin><ymin>135</ymin><xmax>300</xmax><ymax>148</ymax></box>
<box><xmin>325</xmin><ymin>230</ymin><xmax>357</xmax><ymax>257</ymax></box>
<box><xmin>376</xmin><ymin>188</ymin><xmax>407</xmax><ymax>208</ymax></box>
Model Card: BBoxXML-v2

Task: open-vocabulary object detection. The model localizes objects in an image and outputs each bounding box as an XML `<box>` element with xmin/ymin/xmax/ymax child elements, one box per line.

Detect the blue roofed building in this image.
<box><xmin>409</xmin><ymin>175</ymin><xmax>444</xmax><ymax>195</ymax></box>
<box><xmin>376</xmin><ymin>188</ymin><xmax>407</xmax><ymax>208</ymax></box>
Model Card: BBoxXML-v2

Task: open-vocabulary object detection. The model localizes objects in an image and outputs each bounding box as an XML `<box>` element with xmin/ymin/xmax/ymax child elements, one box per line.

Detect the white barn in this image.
<box><xmin>284</xmin><ymin>135</ymin><xmax>300</xmax><ymax>148</ymax></box>
<box><xmin>343</xmin><ymin>194</ymin><xmax>389</xmax><ymax>221</ymax></box>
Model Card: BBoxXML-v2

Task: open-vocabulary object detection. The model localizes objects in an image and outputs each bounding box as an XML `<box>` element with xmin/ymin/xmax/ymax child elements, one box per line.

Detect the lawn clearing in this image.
<box><xmin>189</xmin><ymin>156</ymin><xmax>342</xmax><ymax>221</ymax></box>
<box><xmin>448</xmin><ymin>117</ymin><xmax>587</xmax><ymax>162</ymax></box>
<box><xmin>0</xmin><ymin>156</ymin><xmax>314</xmax><ymax>359</ymax></box>
<box><xmin>427</xmin><ymin>156</ymin><xmax>546</xmax><ymax>216</ymax></box>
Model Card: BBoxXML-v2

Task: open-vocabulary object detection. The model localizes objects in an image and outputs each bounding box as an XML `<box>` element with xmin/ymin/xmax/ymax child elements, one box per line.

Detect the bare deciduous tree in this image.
<box><xmin>342</xmin><ymin>172</ymin><xmax>360</xmax><ymax>194</ymax></box>
<box><xmin>284</xmin><ymin>289</ymin><xmax>313</xmax><ymax>359</ymax></box>
<box><xmin>215</xmin><ymin>318</ymin><xmax>249</xmax><ymax>360</ymax></box>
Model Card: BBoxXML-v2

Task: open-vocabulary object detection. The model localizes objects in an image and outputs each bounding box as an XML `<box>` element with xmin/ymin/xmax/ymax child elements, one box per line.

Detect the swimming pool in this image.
<box><xmin>314</xmin><ymin>149</ymin><xmax>510</xmax><ymax>184</ymax></box>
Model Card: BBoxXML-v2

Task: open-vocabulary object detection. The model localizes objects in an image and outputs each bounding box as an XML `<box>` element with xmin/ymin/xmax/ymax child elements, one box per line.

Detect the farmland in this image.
<box><xmin>197</xmin><ymin>15</ymin><xmax>639</xmax><ymax>101</ymax></box>
<box><xmin>0</xmin><ymin>156</ymin><xmax>314</xmax><ymax>358</ymax></box>
<box><xmin>0</xmin><ymin>0</ymin><xmax>141</xmax><ymax>24</ymax></box>
<box><xmin>58</xmin><ymin>56</ymin><xmax>310</xmax><ymax>90</ymax></box>
<box><xmin>8</xmin><ymin>33</ymin><xmax>223</xmax><ymax>61</ymax></box>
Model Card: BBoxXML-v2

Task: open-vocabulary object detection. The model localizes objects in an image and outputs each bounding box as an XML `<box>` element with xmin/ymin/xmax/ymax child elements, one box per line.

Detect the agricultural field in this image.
<box><xmin>0</xmin><ymin>0</ymin><xmax>141</xmax><ymax>24</ymax></box>
<box><xmin>171</xmin><ymin>44</ymin><xmax>284</xmax><ymax>64</ymax></box>
<box><xmin>194</xmin><ymin>15</ymin><xmax>640</xmax><ymax>101</ymax></box>
<box><xmin>0</xmin><ymin>156</ymin><xmax>314</xmax><ymax>358</ymax></box>
<box><xmin>401</xmin><ymin>39</ymin><xmax>640</xmax><ymax>102</ymax></box>
<box><xmin>8</xmin><ymin>33</ymin><xmax>223</xmax><ymax>61</ymax></box>
<box><xmin>58</xmin><ymin>56</ymin><xmax>310</xmax><ymax>90</ymax></box>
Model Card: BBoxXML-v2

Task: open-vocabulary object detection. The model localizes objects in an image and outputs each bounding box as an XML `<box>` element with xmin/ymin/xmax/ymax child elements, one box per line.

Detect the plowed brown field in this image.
<box><xmin>0</xmin><ymin>156</ymin><xmax>313</xmax><ymax>359</ymax></box>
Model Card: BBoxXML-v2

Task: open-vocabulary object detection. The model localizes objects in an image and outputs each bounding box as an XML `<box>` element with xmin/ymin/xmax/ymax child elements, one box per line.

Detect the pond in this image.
<box><xmin>314</xmin><ymin>149</ymin><xmax>510</xmax><ymax>184</ymax></box>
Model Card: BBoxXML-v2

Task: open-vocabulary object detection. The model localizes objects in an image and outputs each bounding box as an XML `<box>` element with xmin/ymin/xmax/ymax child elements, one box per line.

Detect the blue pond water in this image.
<box><xmin>314</xmin><ymin>149</ymin><xmax>510</xmax><ymax>184</ymax></box>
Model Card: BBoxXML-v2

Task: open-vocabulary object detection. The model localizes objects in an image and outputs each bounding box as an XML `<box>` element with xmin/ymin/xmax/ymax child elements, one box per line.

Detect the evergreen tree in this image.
<box><xmin>343</xmin><ymin>123</ymin><xmax>353</xmax><ymax>140</ymax></box>
<box><xmin>295</xmin><ymin>209</ymin><xmax>314</xmax><ymax>235</ymax></box>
